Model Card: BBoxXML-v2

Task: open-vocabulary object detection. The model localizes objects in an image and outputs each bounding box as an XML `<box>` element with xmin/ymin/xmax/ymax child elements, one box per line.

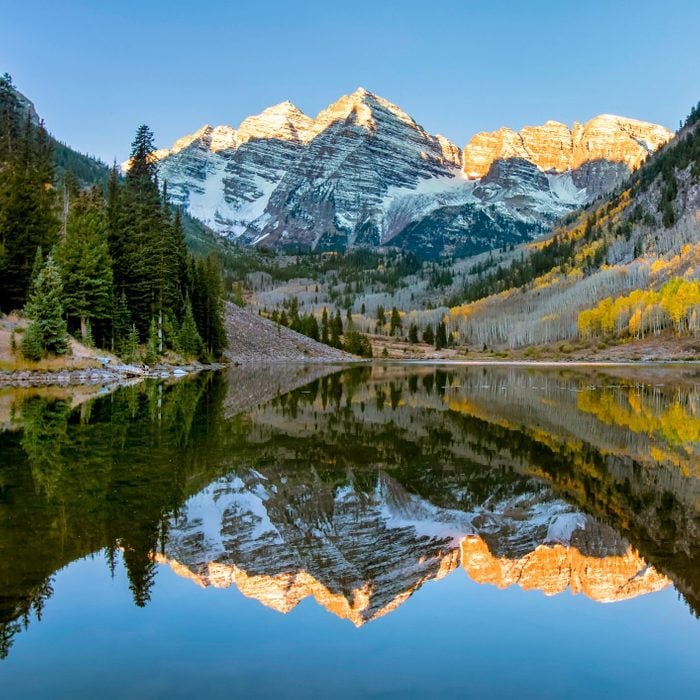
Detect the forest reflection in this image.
<box><xmin>1</xmin><ymin>363</ymin><xmax>698</xmax><ymax>657</ymax></box>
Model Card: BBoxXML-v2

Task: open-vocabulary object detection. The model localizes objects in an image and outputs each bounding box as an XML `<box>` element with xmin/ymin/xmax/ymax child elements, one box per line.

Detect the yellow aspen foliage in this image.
<box><xmin>578</xmin><ymin>277</ymin><xmax>700</xmax><ymax>339</ymax></box>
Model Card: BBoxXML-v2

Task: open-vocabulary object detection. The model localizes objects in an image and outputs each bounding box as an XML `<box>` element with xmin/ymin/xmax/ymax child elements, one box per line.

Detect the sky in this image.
<box><xmin>2</xmin><ymin>0</ymin><xmax>700</xmax><ymax>163</ymax></box>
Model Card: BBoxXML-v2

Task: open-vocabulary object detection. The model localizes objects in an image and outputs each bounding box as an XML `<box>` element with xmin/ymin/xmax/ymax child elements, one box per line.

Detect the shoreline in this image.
<box><xmin>3</xmin><ymin>356</ymin><xmax>700</xmax><ymax>387</ymax></box>
<box><xmin>0</xmin><ymin>362</ymin><xmax>227</xmax><ymax>387</ymax></box>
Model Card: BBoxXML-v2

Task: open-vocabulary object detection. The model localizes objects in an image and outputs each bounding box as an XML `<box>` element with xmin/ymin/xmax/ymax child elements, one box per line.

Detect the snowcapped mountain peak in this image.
<box><xmin>153</xmin><ymin>91</ymin><xmax>671</xmax><ymax>257</ymax></box>
<box><xmin>207</xmin><ymin>124</ymin><xmax>238</xmax><ymax>151</ymax></box>
<box><xmin>350</xmin><ymin>86</ymin><xmax>370</xmax><ymax>98</ymax></box>
<box><xmin>237</xmin><ymin>101</ymin><xmax>313</xmax><ymax>144</ymax></box>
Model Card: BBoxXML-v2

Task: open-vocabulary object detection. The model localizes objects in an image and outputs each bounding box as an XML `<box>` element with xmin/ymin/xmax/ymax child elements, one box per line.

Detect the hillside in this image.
<box><xmin>440</xmin><ymin>102</ymin><xmax>700</xmax><ymax>354</ymax></box>
<box><xmin>223</xmin><ymin>302</ymin><xmax>353</xmax><ymax>363</ymax></box>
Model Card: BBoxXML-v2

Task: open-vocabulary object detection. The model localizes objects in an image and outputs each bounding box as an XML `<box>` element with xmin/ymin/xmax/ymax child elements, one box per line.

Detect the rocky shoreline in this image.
<box><xmin>0</xmin><ymin>361</ymin><xmax>227</xmax><ymax>387</ymax></box>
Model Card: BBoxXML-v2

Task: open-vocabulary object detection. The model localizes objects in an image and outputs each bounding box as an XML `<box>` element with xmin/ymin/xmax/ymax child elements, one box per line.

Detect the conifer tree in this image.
<box><xmin>112</xmin><ymin>292</ymin><xmax>131</xmax><ymax>355</ymax></box>
<box><xmin>114</xmin><ymin>125</ymin><xmax>164</xmax><ymax>334</ymax></box>
<box><xmin>21</xmin><ymin>321</ymin><xmax>44</xmax><ymax>361</ymax></box>
<box><xmin>144</xmin><ymin>317</ymin><xmax>159</xmax><ymax>365</ymax></box>
<box><xmin>29</xmin><ymin>246</ymin><xmax>43</xmax><ymax>288</ymax></box>
<box><xmin>333</xmin><ymin>308</ymin><xmax>343</xmax><ymax>337</ymax></box>
<box><xmin>0</xmin><ymin>73</ymin><xmax>22</xmax><ymax>161</ymax></box>
<box><xmin>321</xmin><ymin>307</ymin><xmax>330</xmax><ymax>344</ymax></box>
<box><xmin>23</xmin><ymin>255</ymin><xmax>69</xmax><ymax>358</ymax></box>
<box><xmin>177</xmin><ymin>298</ymin><xmax>203</xmax><ymax>359</ymax></box>
<box><xmin>376</xmin><ymin>305</ymin><xmax>386</xmax><ymax>328</ymax></box>
<box><xmin>123</xmin><ymin>323</ymin><xmax>139</xmax><ymax>364</ymax></box>
<box><xmin>191</xmin><ymin>255</ymin><xmax>227</xmax><ymax>359</ymax></box>
<box><xmin>54</xmin><ymin>188</ymin><xmax>113</xmax><ymax>344</ymax></box>
<box><xmin>0</xmin><ymin>112</ymin><xmax>58</xmax><ymax>311</ymax></box>
<box><xmin>435</xmin><ymin>321</ymin><xmax>448</xmax><ymax>350</ymax></box>
<box><xmin>389</xmin><ymin>307</ymin><xmax>402</xmax><ymax>336</ymax></box>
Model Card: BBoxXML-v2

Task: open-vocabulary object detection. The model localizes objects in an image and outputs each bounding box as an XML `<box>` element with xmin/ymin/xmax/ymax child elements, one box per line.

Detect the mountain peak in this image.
<box><xmin>351</xmin><ymin>86</ymin><xmax>371</xmax><ymax>99</ymax></box>
<box><xmin>463</xmin><ymin>115</ymin><xmax>672</xmax><ymax>179</ymax></box>
<box><xmin>237</xmin><ymin>101</ymin><xmax>313</xmax><ymax>144</ymax></box>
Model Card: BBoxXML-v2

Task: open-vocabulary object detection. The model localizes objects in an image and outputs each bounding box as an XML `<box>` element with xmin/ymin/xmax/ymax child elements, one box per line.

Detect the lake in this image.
<box><xmin>0</xmin><ymin>363</ymin><xmax>698</xmax><ymax>698</ymax></box>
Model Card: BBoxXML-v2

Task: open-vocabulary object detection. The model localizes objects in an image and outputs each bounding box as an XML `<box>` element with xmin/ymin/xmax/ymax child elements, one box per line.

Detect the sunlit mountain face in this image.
<box><xmin>140</xmin><ymin>89</ymin><xmax>672</xmax><ymax>258</ymax></box>
<box><xmin>0</xmin><ymin>364</ymin><xmax>698</xmax><ymax>656</ymax></box>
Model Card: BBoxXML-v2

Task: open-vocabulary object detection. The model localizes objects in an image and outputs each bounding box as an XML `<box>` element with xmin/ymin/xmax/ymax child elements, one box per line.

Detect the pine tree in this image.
<box><xmin>191</xmin><ymin>255</ymin><xmax>227</xmax><ymax>359</ymax></box>
<box><xmin>344</xmin><ymin>330</ymin><xmax>373</xmax><ymax>357</ymax></box>
<box><xmin>302</xmin><ymin>313</ymin><xmax>320</xmax><ymax>341</ymax></box>
<box><xmin>389</xmin><ymin>307</ymin><xmax>402</xmax><ymax>336</ymax></box>
<box><xmin>114</xmin><ymin>125</ymin><xmax>164</xmax><ymax>334</ymax></box>
<box><xmin>0</xmin><ymin>74</ymin><xmax>22</xmax><ymax>162</ymax></box>
<box><xmin>408</xmin><ymin>323</ymin><xmax>419</xmax><ymax>343</ymax></box>
<box><xmin>435</xmin><ymin>321</ymin><xmax>448</xmax><ymax>350</ymax></box>
<box><xmin>23</xmin><ymin>255</ymin><xmax>69</xmax><ymax>358</ymax></box>
<box><xmin>423</xmin><ymin>325</ymin><xmax>435</xmax><ymax>345</ymax></box>
<box><xmin>321</xmin><ymin>307</ymin><xmax>330</xmax><ymax>344</ymax></box>
<box><xmin>29</xmin><ymin>246</ymin><xmax>43</xmax><ymax>289</ymax></box>
<box><xmin>112</xmin><ymin>292</ymin><xmax>132</xmax><ymax>355</ymax></box>
<box><xmin>0</xmin><ymin>114</ymin><xmax>58</xmax><ymax>311</ymax></box>
<box><xmin>54</xmin><ymin>188</ymin><xmax>113</xmax><ymax>345</ymax></box>
<box><xmin>376</xmin><ymin>305</ymin><xmax>386</xmax><ymax>327</ymax></box>
<box><xmin>329</xmin><ymin>309</ymin><xmax>343</xmax><ymax>348</ymax></box>
<box><xmin>144</xmin><ymin>317</ymin><xmax>159</xmax><ymax>365</ymax></box>
<box><xmin>177</xmin><ymin>298</ymin><xmax>203</xmax><ymax>359</ymax></box>
<box><xmin>83</xmin><ymin>320</ymin><xmax>94</xmax><ymax>348</ymax></box>
<box><xmin>333</xmin><ymin>308</ymin><xmax>343</xmax><ymax>337</ymax></box>
<box><xmin>123</xmin><ymin>323</ymin><xmax>139</xmax><ymax>363</ymax></box>
<box><xmin>21</xmin><ymin>321</ymin><xmax>44</xmax><ymax>361</ymax></box>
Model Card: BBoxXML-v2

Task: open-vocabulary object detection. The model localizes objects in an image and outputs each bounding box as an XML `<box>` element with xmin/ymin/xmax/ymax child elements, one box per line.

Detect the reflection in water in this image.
<box><xmin>0</xmin><ymin>364</ymin><xmax>699</xmax><ymax>656</ymax></box>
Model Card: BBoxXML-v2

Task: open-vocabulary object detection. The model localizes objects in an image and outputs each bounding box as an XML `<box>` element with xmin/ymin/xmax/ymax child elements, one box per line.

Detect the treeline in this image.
<box><xmin>0</xmin><ymin>74</ymin><xmax>226</xmax><ymax>363</ymax></box>
<box><xmin>447</xmin><ymin>234</ymin><xmax>580</xmax><ymax>305</ymax></box>
<box><xmin>578</xmin><ymin>277</ymin><xmax>700</xmax><ymax>340</ymax></box>
<box><xmin>373</xmin><ymin>304</ymin><xmax>453</xmax><ymax>350</ymax></box>
<box><xmin>264</xmin><ymin>297</ymin><xmax>373</xmax><ymax>357</ymax></box>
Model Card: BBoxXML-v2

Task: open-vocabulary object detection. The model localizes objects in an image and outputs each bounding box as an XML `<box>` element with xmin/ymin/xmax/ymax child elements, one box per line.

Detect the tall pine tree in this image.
<box><xmin>54</xmin><ymin>187</ymin><xmax>113</xmax><ymax>344</ymax></box>
<box><xmin>0</xmin><ymin>104</ymin><xmax>58</xmax><ymax>311</ymax></box>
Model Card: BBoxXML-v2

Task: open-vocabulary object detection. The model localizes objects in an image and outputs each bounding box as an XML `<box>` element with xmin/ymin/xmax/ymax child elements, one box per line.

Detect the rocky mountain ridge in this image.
<box><xmin>150</xmin><ymin>89</ymin><xmax>672</xmax><ymax>258</ymax></box>
<box><xmin>158</xmin><ymin>469</ymin><xmax>668</xmax><ymax>626</ymax></box>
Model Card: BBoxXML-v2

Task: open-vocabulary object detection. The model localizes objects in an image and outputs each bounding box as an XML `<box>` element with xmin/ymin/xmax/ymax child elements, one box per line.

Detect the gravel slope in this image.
<box><xmin>223</xmin><ymin>302</ymin><xmax>354</xmax><ymax>363</ymax></box>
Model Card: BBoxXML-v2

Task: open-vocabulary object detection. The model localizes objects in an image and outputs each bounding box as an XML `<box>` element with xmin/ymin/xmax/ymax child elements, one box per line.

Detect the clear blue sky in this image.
<box><xmin>2</xmin><ymin>0</ymin><xmax>699</xmax><ymax>163</ymax></box>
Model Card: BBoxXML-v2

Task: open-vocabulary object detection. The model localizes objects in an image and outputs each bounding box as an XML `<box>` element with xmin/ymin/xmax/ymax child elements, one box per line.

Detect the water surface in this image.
<box><xmin>1</xmin><ymin>364</ymin><xmax>698</xmax><ymax>698</ymax></box>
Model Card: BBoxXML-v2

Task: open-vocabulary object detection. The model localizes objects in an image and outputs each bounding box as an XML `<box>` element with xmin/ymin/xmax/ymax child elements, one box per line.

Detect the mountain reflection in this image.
<box><xmin>0</xmin><ymin>364</ymin><xmax>698</xmax><ymax>655</ymax></box>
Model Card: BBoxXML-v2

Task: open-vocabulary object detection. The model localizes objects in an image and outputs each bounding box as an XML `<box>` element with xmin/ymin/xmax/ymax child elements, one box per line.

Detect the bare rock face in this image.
<box><xmin>464</xmin><ymin>115</ymin><xmax>672</xmax><ymax>198</ymax></box>
<box><xmin>150</xmin><ymin>91</ymin><xmax>671</xmax><ymax>258</ymax></box>
<box><xmin>462</xmin><ymin>122</ymin><xmax>574</xmax><ymax>179</ymax></box>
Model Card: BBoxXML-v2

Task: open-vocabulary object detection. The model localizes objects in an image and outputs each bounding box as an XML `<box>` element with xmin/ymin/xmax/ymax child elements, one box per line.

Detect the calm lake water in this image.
<box><xmin>0</xmin><ymin>363</ymin><xmax>699</xmax><ymax>698</ymax></box>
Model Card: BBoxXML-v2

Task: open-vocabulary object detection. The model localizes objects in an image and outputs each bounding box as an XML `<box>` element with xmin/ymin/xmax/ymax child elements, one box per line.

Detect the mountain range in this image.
<box><xmin>158</xmin><ymin>469</ymin><xmax>668</xmax><ymax>626</ymax></box>
<box><xmin>150</xmin><ymin>88</ymin><xmax>672</xmax><ymax>258</ymax></box>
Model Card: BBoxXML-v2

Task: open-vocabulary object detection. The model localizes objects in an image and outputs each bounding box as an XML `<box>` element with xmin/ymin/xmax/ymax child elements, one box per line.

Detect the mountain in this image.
<box><xmin>446</xmin><ymin>101</ymin><xmax>700</xmax><ymax>351</ymax></box>
<box><xmin>157</xmin><ymin>469</ymin><xmax>667</xmax><ymax>626</ymax></box>
<box><xmin>152</xmin><ymin>89</ymin><xmax>671</xmax><ymax>258</ymax></box>
<box><xmin>463</xmin><ymin>115</ymin><xmax>671</xmax><ymax>196</ymax></box>
<box><xmin>4</xmin><ymin>81</ymin><xmax>112</xmax><ymax>189</ymax></box>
